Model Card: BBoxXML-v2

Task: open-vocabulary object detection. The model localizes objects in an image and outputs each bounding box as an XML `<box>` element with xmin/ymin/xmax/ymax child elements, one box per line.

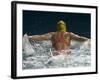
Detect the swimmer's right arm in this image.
<box><xmin>29</xmin><ymin>32</ymin><xmax>55</xmax><ymax>41</ymax></box>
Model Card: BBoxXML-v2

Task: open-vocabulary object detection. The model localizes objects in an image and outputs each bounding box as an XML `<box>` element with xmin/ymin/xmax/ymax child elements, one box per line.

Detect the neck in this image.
<box><xmin>58</xmin><ymin>30</ymin><xmax>66</xmax><ymax>32</ymax></box>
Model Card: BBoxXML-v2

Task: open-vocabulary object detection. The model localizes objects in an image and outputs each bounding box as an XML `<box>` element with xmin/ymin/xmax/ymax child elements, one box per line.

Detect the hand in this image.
<box><xmin>84</xmin><ymin>39</ymin><xmax>91</xmax><ymax>48</ymax></box>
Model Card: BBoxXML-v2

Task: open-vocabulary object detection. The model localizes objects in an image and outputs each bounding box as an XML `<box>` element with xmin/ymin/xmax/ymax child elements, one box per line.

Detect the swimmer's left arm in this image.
<box><xmin>70</xmin><ymin>32</ymin><xmax>88</xmax><ymax>42</ymax></box>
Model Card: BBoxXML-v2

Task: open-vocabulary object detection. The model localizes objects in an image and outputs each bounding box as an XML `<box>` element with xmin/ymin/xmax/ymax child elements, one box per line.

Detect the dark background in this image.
<box><xmin>23</xmin><ymin>10</ymin><xmax>91</xmax><ymax>38</ymax></box>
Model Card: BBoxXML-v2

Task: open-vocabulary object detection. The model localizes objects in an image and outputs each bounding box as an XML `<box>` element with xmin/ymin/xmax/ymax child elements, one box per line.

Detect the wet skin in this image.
<box><xmin>29</xmin><ymin>31</ymin><xmax>88</xmax><ymax>55</ymax></box>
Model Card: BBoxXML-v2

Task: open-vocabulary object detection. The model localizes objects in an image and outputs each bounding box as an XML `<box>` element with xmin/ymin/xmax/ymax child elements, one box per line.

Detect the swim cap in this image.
<box><xmin>57</xmin><ymin>20</ymin><xmax>67</xmax><ymax>32</ymax></box>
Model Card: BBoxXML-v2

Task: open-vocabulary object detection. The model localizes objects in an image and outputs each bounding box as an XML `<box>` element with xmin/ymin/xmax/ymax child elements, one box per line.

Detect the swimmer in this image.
<box><xmin>29</xmin><ymin>20</ymin><xmax>89</xmax><ymax>56</ymax></box>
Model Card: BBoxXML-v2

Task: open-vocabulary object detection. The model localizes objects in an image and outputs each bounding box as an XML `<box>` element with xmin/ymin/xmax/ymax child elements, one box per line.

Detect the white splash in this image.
<box><xmin>22</xmin><ymin>34</ymin><xmax>35</xmax><ymax>55</ymax></box>
<box><xmin>22</xmin><ymin>34</ymin><xmax>91</xmax><ymax>69</ymax></box>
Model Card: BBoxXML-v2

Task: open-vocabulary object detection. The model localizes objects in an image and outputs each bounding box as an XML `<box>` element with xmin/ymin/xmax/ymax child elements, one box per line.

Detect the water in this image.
<box><xmin>22</xmin><ymin>34</ymin><xmax>91</xmax><ymax>69</ymax></box>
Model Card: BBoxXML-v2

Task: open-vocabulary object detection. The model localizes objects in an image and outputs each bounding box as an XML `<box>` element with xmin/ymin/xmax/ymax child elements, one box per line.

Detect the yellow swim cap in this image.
<box><xmin>57</xmin><ymin>20</ymin><xmax>67</xmax><ymax>32</ymax></box>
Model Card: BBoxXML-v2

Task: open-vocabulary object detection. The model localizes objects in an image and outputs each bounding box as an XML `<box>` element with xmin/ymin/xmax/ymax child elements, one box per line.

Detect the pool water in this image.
<box><xmin>22</xmin><ymin>34</ymin><xmax>91</xmax><ymax>69</ymax></box>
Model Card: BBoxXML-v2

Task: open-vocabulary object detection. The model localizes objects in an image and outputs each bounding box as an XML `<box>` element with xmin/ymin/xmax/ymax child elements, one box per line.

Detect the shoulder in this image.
<box><xmin>66</xmin><ymin>32</ymin><xmax>76</xmax><ymax>36</ymax></box>
<box><xmin>64</xmin><ymin>32</ymin><xmax>72</xmax><ymax>35</ymax></box>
